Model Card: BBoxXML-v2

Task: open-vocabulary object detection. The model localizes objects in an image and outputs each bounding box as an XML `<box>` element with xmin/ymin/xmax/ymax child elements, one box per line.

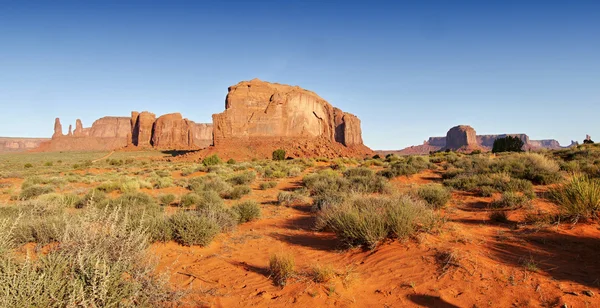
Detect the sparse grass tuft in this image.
<box><xmin>416</xmin><ymin>184</ymin><xmax>451</xmax><ymax>209</ymax></box>
<box><xmin>269</xmin><ymin>253</ymin><xmax>295</xmax><ymax>286</ymax></box>
<box><xmin>549</xmin><ymin>174</ymin><xmax>600</xmax><ymax>220</ymax></box>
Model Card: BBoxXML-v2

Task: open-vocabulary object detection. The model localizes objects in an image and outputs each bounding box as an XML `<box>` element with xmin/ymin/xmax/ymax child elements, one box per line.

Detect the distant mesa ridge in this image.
<box><xmin>5</xmin><ymin>79</ymin><xmax>370</xmax><ymax>157</ymax></box>
<box><xmin>381</xmin><ymin>125</ymin><xmax>572</xmax><ymax>156</ymax></box>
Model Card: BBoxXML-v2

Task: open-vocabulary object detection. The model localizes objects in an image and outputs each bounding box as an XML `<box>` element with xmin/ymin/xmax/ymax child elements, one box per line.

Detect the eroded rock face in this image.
<box><xmin>189</xmin><ymin>123</ymin><xmax>213</xmax><ymax>148</ymax></box>
<box><xmin>73</xmin><ymin>119</ymin><xmax>89</xmax><ymax>137</ymax></box>
<box><xmin>212</xmin><ymin>79</ymin><xmax>364</xmax><ymax>148</ymax></box>
<box><xmin>131</xmin><ymin>111</ymin><xmax>156</xmax><ymax>147</ymax></box>
<box><xmin>87</xmin><ymin>117</ymin><xmax>131</xmax><ymax>138</ymax></box>
<box><xmin>151</xmin><ymin>113</ymin><xmax>191</xmax><ymax>148</ymax></box>
<box><xmin>445</xmin><ymin>125</ymin><xmax>477</xmax><ymax>150</ymax></box>
<box><xmin>0</xmin><ymin>138</ymin><xmax>50</xmax><ymax>153</ymax></box>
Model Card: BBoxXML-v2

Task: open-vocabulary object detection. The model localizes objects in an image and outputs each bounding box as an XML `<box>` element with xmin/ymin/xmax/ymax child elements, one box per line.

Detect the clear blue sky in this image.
<box><xmin>0</xmin><ymin>1</ymin><xmax>598</xmax><ymax>149</ymax></box>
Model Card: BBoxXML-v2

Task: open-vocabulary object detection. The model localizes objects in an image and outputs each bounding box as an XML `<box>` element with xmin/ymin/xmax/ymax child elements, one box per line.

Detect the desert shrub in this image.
<box><xmin>196</xmin><ymin>205</ymin><xmax>239</xmax><ymax>233</ymax></box>
<box><xmin>491</xmin><ymin>153</ymin><xmax>561</xmax><ymax>184</ymax></box>
<box><xmin>155</xmin><ymin>170</ymin><xmax>171</xmax><ymax>177</ymax></box>
<box><xmin>154</xmin><ymin>177</ymin><xmax>174</xmax><ymax>189</ymax></box>
<box><xmin>259</xmin><ymin>181</ymin><xmax>277</xmax><ymax>190</ymax></box>
<box><xmin>313</xmin><ymin>191</ymin><xmax>347</xmax><ymax>211</ymax></box>
<box><xmin>228</xmin><ymin>171</ymin><xmax>256</xmax><ymax>185</ymax></box>
<box><xmin>492</xmin><ymin>136</ymin><xmax>524</xmax><ymax>153</ymax></box>
<box><xmin>120</xmin><ymin>178</ymin><xmax>142</xmax><ymax>193</ymax></box>
<box><xmin>19</xmin><ymin>185</ymin><xmax>54</xmax><ymax>200</ymax></box>
<box><xmin>180</xmin><ymin>193</ymin><xmax>201</xmax><ymax>208</ymax></box>
<box><xmin>416</xmin><ymin>184</ymin><xmax>451</xmax><ymax>209</ymax></box>
<box><xmin>44</xmin><ymin>161</ymin><xmax>53</xmax><ymax>167</ymax></box>
<box><xmin>227</xmin><ymin>158</ymin><xmax>236</xmax><ymax>164</ymax></box>
<box><xmin>549</xmin><ymin>174</ymin><xmax>600</xmax><ymax>220</ymax></box>
<box><xmin>269</xmin><ymin>254</ymin><xmax>295</xmax><ymax>286</ymax></box>
<box><xmin>0</xmin><ymin>207</ymin><xmax>179</xmax><ymax>306</ymax></box>
<box><xmin>113</xmin><ymin>192</ymin><xmax>157</xmax><ymax>208</ymax></box>
<box><xmin>23</xmin><ymin>163</ymin><xmax>33</xmax><ymax>169</ymax></box>
<box><xmin>96</xmin><ymin>181</ymin><xmax>121</xmax><ymax>193</ymax></box>
<box><xmin>232</xmin><ymin>200</ymin><xmax>261</xmax><ymax>223</ymax></box>
<box><xmin>378</xmin><ymin>156</ymin><xmax>431</xmax><ymax>178</ymax></box>
<box><xmin>75</xmin><ymin>189</ymin><xmax>108</xmax><ymax>209</ymax></box>
<box><xmin>490</xmin><ymin>192</ymin><xmax>530</xmax><ymax>209</ymax></box>
<box><xmin>477</xmin><ymin>186</ymin><xmax>496</xmax><ymax>197</ymax></box>
<box><xmin>37</xmin><ymin>193</ymin><xmax>80</xmax><ymax>208</ymax></box>
<box><xmin>170</xmin><ymin>212</ymin><xmax>220</xmax><ymax>246</ymax></box>
<box><xmin>224</xmin><ymin>185</ymin><xmax>251</xmax><ymax>200</ymax></box>
<box><xmin>343</xmin><ymin>167</ymin><xmax>374</xmax><ymax>178</ymax></box>
<box><xmin>196</xmin><ymin>190</ymin><xmax>224</xmax><ymax>210</ymax></box>
<box><xmin>317</xmin><ymin>195</ymin><xmax>442</xmax><ymax>249</ymax></box>
<box><xmin>158</xmin><ymin>194</ymin><xmax>176</xmax><ymax>206</ymax></box>
<box><xmin>272</xmin><ymin>149</ymin><xmax>286</xmax><ymax>161</ymax></box>
<box><xmin>287</xmin><ymin>167</ymin><xmax>302</xmax><ymax>177</ymax></box>
<box><xmin>277</xmin><ymin>191</ymin><xmax>305</xmax><ymax>206</ymax></box>
<box><xmin>202</xmin><ymin>154</ymin><xmax>222</xmax><ymax>166</ymax></box>
<box><xmin>188</xmin><ymin>174</ymin><xmax>232</xmax><ymax>194</ymax></box>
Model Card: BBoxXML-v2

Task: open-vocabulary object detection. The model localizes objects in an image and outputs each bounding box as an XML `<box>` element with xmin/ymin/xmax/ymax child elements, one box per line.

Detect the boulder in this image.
<box><xmin>445</xmin><ymin>125</ymin><xmax>477</xmax><ymax>150</ymax></box>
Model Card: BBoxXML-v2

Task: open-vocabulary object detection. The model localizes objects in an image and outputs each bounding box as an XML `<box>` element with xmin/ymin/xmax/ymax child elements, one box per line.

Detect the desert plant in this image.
<box><xmin>232</xmin><ymin>200</ymin><xmax>261</xmax><ymax>223</ymax></box>
<box><xmin>224</xmin><ymin>185</ymin><xmax>251</xmax><ymax>200</ymax></box>
<box><xmin>159</xmin><ymin>194</ymin><xmax>176</xmax><ymax>206</ymax></box>
<box><xmin>272</xmin><ymin>149</ymin><xmax>286</xmax><ymax>161</ymax></box>
<box><xmin>311</xmin><ymin>264</ymin><xmax>335</xmax><ymax>283</ymax></box>
<box><xmin>180</xmin><ymin>193</ymin><xmax>201</xmax><ymax>207</ymax></box>
<box><xmin>19</xmin><ymin>185</ymin><xmax>54</xmax><ymax>200</ymax></box>
<box><xmin>170</xmin><ymin>212</ymin><xmax>220</xmax><ymax>246</ymax></box>
<box><xmin>277</xmin><ymin>191</ymin><xmax>304</xmax><ymax>206</ymax></box>
<box><xmin>549</xmin><ymin>174</ymin><xmax>600</xmax><ymax>220</ymax></box>
<box><xmin>416</xmin><ymin>184</ymin><xmax>451</xmax><ymax>209</ymax></box>
<box><xmin>202</xmin><ymin>154</ymin><xmax>222</xmax><ymax>166</ymax></box>
<box><xmin>492</xmin><ymin>136</ymin><xmax>524</xmax><ymax>153</ymax></box>
<box><xmin>259</xmin><ymin>181</ymin><xmax>277</xmax><ymax>190</ymax></box>
<box><xmin>227</xmin><ymin>171</ymin><xmax>256</xmax><ymax>185</ymax></box>
<box><xmin>489</xmin><ymin>211</ymin><xmax>509</xmax><ymax>223</ymax></box>
<box><xmin>269</xmin><ymin>254</ymin><xmax>295</xmax><ymax>286</ymax></box>
<box><xmin>490</xmin><ymin>192</ymin><xmax>530</xmax><ymax>209</ymax></box>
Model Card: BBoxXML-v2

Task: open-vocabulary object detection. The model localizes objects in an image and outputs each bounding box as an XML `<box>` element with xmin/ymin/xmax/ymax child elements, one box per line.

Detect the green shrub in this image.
<box><xmin>259</xmin><ymin>181</ymin><xmax>277</xmax><ymax>190</ymax></box>
<box><xmin>492</xmin><ymin>136</ymin><xmax>524</xmax><ymax>153</ymax></box>
<box><xmin>477</xmin><ymin>186</ymin><xmax>496</xmax><ymax>197</ymax></box>
<box><xmin>96</xmin><ymin>181</ymin><xmax>121</xmax><ymax>193</ymax></box>
<box><xmin>19</xmin><ymin>185</ymin><xmax>54</xmax><ymax>200</ymax></box>
<box><xmin>44</xmin><ymin>161</ymin><xmax>53</xmax><ymax>167</ymax></box>
<box><xmin>196</xmin><ymin>190</ymin><xmax>224</xmax><ymax>210</ymax></box>
<box><xmin>489</xmin><ymin>211</ymin><xmax>509</xmax><ymax>223</ymax></box>
<box><xmin>416</xmin><ymin>184</ymin><xmax>451</xmax><ymax>209</ymax></box>
<box><xmin>170</xmin><ymin>212</ymin><xmax>220</xmax><ymax>246</ymax></box>
<box><xmin>202</xmin><ymin>154</ymin><xmax>222</xmax><ymax>166</ymax></box>
<box><xmin>227</xmin><ymin>158</ymin><xmax>236</xmax><ymax>164</ymax></box>
<box><xmin>272</xmin><ymin>149</ymin><xmax>286</xmax><ymax>161</ymax></box>
<box><xmin>224</xmin><ymin>185</ymin><xmax>251</xmax><ymax>200</ymax></box>
<box><xmin>269</xmin><ymin>254</ymin><xmax>295</xmax><ymax>286</ymax></box>
<box><xmin>158</xmin><ymin>194</ymin><xmax>176</xmax><ymax>206</ymax></box>
<box><xmin>232</xmin><ymin>200</ymin><xmax>261</xmax><ymax>223</ymax></box>
<box><xmin>24</xmin><ymin>163</ymin><xmax>33</xmax><ymax>169</ymax></box>
<box><xmin>195</xmin><ymin>202</ymin><xmax>239</xmax><ymax>232</ymax></box>
<box><xmin>154</xmin><ymin>177</ymin><xmax>174</xmax><ymax>189</ymax></box>
<box><xmin>550</xmin><ymin>174</ymin><xmax>600</xmax><ymax>220</ymax></box>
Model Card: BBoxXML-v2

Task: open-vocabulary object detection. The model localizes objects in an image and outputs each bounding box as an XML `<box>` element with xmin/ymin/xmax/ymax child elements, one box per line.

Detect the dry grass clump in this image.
<box><xmin>377</xmin><ymin>156</ymin><xmax>431</xmax><ymax>178</ymax></box>
<box><xmin>490</xmin><ymin>192</ymin><xmax>530</xmax><ymax>209</ymax></box>
<box><xmin>18</xmin><ymin>185</ymin><xmax>55</xmax><ymax>200</ymax></box>
<box><xmin>316</xmin><ymin>195</ymin><xmax>443</xmax><ymax>249</ymax></box>
<box><xmin>550</xmin><ymin>174</ymin><xmax>600</xmax><ymax>220</ymax></box>
<box><xmin>311</xmin><ymin>264</ymin><xmax>335</xmax><ymax>283</ymax></box>
<box><xmin>169</xmin><ymin>211</ymin><xmax>221</xmax><ymax>246</ymax></box>
<box><xmin>259</xmin><ymin>181</ymin><xmax>278</xmax><ymax>190</ymax></box>
<box><xmin>269</xmin><ymin>253</ymin><xmax>295</xmax><ymax>286</ymax></box>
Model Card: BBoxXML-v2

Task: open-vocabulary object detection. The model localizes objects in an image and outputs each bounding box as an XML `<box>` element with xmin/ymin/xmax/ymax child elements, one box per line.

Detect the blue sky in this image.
<box><xmin>0</xmin><ymin>0</ymin><xmax>598</xmax><ymax>149</ymax></box>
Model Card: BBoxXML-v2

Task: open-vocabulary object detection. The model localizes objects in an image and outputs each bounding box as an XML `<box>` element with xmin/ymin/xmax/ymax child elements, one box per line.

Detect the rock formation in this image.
<box><xmin>391</xmin><ymin>125</ymin><xmax>568</xmax><ymax>155</ymax></box>
<box><xmin>67</xmin><ymin>125</ymin><xmax>73</xmax><ymax>136</ymax></box>
<box><xmin>131</xmin><ymin>111</ymin><xmax>156</xmax><ymax>147</ymax></box>
<box><xmin>34</xmin><ymin>79</ymin><xmax>368</xmax><ymax>158</ymax></box>
<box><xmin>0</xmin><ymin>138</ymin><xmax>50</xmax><ymax>153</ymax></box>
<box><xmin>445</xmin><ymin>125</ymin><xmax>478</xmax><ymax>150</ymax></box>
<box><xmin>52</xmin><ymin>118</ymin><xmax>63</xmax><ymax>138</ymax></box>
<box><xmin>212</xmin><ymin>79</ymin><xmax>366</xmax><ymax>150</ymax></box>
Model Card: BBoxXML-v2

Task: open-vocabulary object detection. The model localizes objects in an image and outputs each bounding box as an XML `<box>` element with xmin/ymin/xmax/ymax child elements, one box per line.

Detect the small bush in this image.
<box><xmin>170</xmin><ymin>212</ymin><xmax>220</xmax><ymax>246</ymax></box>
<box><xmin>196</xmin><ymin>190</ymin><xmax>224</xmax><ymax>210</ymax></box>
<box><xmin>550</xmin><ymin>174</ymin><xmax>600</xmax><ymax>220</ymax></box>
<box><xmin>416</xmin><ymin>184</ymin><xmax>451</xmax><ymax>209</ymax></box>
<box><xmin>477</xmin><ymin>186</ymin><xmax>496</xmax><ymax>197</ymax></box>
<box><xmin>489</xmin><ymin>211</ymin><xmax>509</xmax><ymax>223</ymax></box>
<box><xmin>75</xmin><ymin>189</ymin><xmax>108</xmax><ymax>208</ymax></box>
<box><xmin>228</xmin><ymin>171</ymin><xmax>256</xmax><ymax>185</ymax></box>
<box><xmin>277</xmin><ymin>191</ymin><xmax>304</xmax><ymax>206</ymax></box>
<box><xmin>19</xmin><ymin>185</ymin><xmax>54</xmax><ymax>200</ymax></box>
<box><xmin>24</xmin><ymin>163</ymin><xmax>33</xmax><ymax>169</ymax></box>
<box><xmin>227</xmin><ymin>158</ymin><xmax>236</xmax><ymax>164</ymax></box>
<box><xmin>272</xmin><ymin>149</ymin><xmax>286</xmax><ymax>161</ymax></box>
<box><xmin>159</xmin><ymin>194</ymin><xmax>176</xmax><ymax>206</ymax></box>
<box><xmin>269</xmin><ymin>254</ymin><xmax>295</xmax><ymax>286</ymax></box>
<box><xmin>259</xmin><ymin>181</ymin><xmax>277</xmax><ymax>190</ymax></box>
<box><xmin>44</xmin><ymin>161</ymin><xmax>53</xmax><ymax>167</ymax></box>
<box><xmin>202</xmin><ymin>154</ymin><xmax>222</xmax><ymax>166</ymax></box>
<box><xmin>232</xmin><ymin>200</ymin><xmax>261</xmax><ymax>223</ymax></box>
<box><xmin>224</xmin><ymin>185</ymin><xmax>251</xmax><ymax>200</ymax></box>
